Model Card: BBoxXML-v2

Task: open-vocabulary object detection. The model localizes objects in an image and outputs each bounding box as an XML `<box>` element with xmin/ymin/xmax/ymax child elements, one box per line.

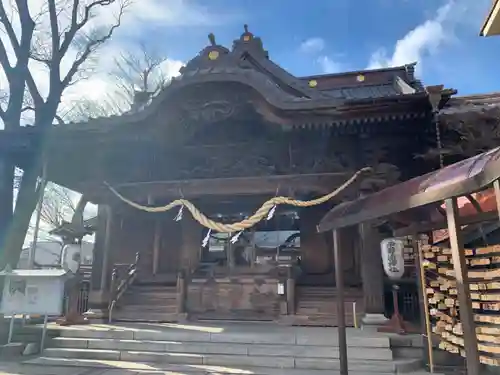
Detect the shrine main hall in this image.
<box><xmin>4</xmin><ymin>26</ymin><xmax>467</xmax><ymax>326</ymax></box>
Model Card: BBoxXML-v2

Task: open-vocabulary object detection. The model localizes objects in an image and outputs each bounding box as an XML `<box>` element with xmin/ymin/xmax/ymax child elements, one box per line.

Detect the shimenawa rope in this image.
<box><xmin>104</xmin><ymin>167</ymin><xmax>372</xmax><ymax>233</ymax></box>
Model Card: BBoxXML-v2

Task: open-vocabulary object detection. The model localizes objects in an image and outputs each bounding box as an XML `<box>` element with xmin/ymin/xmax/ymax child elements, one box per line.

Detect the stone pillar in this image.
<box><xmin>359</xmin><ymin>222</ymin><xmax>387</xmax><ymax>326</ymax></box>
<box><xmin>86</xmin><ymin>205</ymin><xmax>114</xmax><ymax>319</ymax></box>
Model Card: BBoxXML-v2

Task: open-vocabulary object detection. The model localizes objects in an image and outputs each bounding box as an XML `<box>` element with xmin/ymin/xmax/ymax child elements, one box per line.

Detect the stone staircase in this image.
<box><xmin>24</xmin><ymin>322</ymin><xmax>427</xmax><ymax>375</ymax></box>
<box><xmin>294</xmin><ymin>286</ymin><xmax>363</xmax><ymax>326</ymax></box>
<box><xmin>111</xmin><ymin>284</ymin><xmax>178</xmax><ymax>322</ymax></box>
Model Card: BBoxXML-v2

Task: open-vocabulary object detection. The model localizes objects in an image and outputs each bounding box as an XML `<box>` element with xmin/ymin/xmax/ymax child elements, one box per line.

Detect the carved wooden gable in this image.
<box><xmin>179</xmin><ymin>25</ymin><xmax>323</xmax><ymax>101</ymax></box>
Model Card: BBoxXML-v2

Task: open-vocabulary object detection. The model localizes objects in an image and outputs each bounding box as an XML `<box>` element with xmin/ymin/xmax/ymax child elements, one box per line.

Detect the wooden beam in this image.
<box><xmin>82</xmin><ymin>172</ymin><xmax>359</xmax><ymax>204</ymax></box>
<box><xmin>394</xmin><ymin>210</ymin><xmax>500</xmax><ymax>237</ymax></box>
<box><xmin>445</xmin><ymin>198</ymin><xmax>480</xmax><ymax>375</ymax></box>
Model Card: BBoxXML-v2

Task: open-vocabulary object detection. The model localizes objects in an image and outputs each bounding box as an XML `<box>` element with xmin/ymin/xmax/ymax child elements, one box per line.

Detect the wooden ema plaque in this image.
<box><xmin>421</xmin><ymin>244</ymin><xmax>500</xmax><ymax>366</ymax></box>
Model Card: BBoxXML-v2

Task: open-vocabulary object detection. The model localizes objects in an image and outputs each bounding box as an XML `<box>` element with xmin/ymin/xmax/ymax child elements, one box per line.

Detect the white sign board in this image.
<box><xmin>380</xmin><ymin>238</ymin><xmax>405</xmax><ymax>280</ymax></box>
<box><xmin>0</xmin><ymin>269</ymin><xmax>68</xmax><ymax>316</ymax></box>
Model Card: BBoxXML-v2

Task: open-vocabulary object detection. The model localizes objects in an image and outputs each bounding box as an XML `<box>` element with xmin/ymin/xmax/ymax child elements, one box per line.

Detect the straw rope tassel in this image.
<box><xmin>104</xmin><ymin>167</ymin><xmax>372</xmax><ymax>233</ymax></box>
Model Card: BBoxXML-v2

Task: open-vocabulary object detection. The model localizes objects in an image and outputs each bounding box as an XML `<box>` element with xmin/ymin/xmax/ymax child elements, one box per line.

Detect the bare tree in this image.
<box><xmin>0</xmin><ymin>0</ymin><xmax>130</xmax><ymax>267</ymax></box>
<box><xmin>40</xmin><ymin>183</ymin><xmax>76</xmax><ymax>229</ymax></box>
<box><xmin>68</xmin><ymin>42</ymin><xmax>172</xmax><ymax>119</ymax></box>
<box><xmin>28</xmin><ymin>44</ymin><xmax>171</xmax><ymax>245</ymax></box>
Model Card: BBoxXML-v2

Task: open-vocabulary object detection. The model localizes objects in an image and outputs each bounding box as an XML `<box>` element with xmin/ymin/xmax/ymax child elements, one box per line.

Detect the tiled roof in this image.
<box><xmin>321</xmin><ymin>77</ymin><xmax>416</xmax><ymax>100</ymax></box>
<box><xmin>440</xmin><ymin>92</ymin><xmax>500</xmax><ymax>115</ymax></box>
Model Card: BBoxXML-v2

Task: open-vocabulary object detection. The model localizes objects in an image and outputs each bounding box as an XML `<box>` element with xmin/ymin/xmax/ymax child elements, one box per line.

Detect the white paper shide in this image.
<box><xmin>380</xmin><ymin>238</ymin><xmax>405</xmax><ymax>280</ymax></box>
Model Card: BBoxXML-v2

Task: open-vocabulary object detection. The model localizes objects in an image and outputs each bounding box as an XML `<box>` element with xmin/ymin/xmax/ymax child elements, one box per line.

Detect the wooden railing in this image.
<box><xmin>108</xmin><ymin>252</ymin><xmax>139</xmax><ymax>323</ymax></box>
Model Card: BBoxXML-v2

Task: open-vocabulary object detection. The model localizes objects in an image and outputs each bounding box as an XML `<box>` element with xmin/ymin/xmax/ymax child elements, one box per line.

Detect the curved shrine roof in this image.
<box><xmin>56</xmin><ymin>25</ymin><xmax>429</xmax><ymax>131</ymax></box>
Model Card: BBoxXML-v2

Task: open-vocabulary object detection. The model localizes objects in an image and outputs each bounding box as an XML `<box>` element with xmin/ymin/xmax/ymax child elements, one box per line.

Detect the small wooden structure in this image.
<box><xmin>318</xmin><ymin>146</ymin><xmax>500</xmax><ymax>375</ymax></box>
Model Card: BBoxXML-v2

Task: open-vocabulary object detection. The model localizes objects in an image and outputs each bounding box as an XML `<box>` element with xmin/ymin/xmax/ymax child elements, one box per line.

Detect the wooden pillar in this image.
<box><xmin>152</xmin><ymin>218</ymin><xmax>161</xmax><ymax>275</ymax></box>
<box><xmin>181</xmin><ymin>215</ymin><xmax>202</xmax><ymax>272</ymax></box>
<box><xmin>286</xmin><ymin>267</ymin><xmax>295</xmax><ymax>315</ymax></box>
<box><xmin>87</xmin><ymin>205</ymin><xmax>114</xmax><ymax>317</ymax></box>
<box><xmin>177</xmin><ymin>269</ymin><xmax>187</xmax><ymax>314</ymax></box>
<box><xmin>333</xmin><ymin>229</ymin><xmax>348</xmax><ymax>375</ymax></box>
<box><xmin>493</xmin><ymin>179</ymin><xmax>500</xmax><ymax>221</ymax></box>
<box><xmin>300</xmin><ymin>206</ymin><xmax>332</xmax><ymax>277</ymax></box>
<box><xmin>414</xmin><ymin>233</ymin><xmax>435</xmax><ymax>373</ymax></box>
<box><xmin>445</xmin><ymin>198</ymin><xmax>480</xmax><ymax>375</ymax></box>
<box><xmin>359</xmin><ymin>222</ymin><xmax>387</xmax><ymax>324</ymax></box>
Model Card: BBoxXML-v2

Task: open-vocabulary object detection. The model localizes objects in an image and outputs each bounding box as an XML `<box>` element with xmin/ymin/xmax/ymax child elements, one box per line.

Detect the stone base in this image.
<box><xmin>56</xmin><ymin>315</ymin><xmax>90</xmax><ymax>326</ymax></box>
<box><xmin>83</xmin><ymin>308</ymin><xmax>108</xmax><ymax>323</ymax></box>
<box><xmin>277</xmin><ymin>315</ymin><xmax>295</xmax><ymax>326</ymax></box>
<box><xmin>362</xmin><ymin>313</ymin><xmax>389</xmax><ymax>327</ymax></box>
<box><xmin>176</xmin><ymin>313</ymin><xmax>189</xmax><ymax>323</ymax></box>
<box><xmin>0</xmin><ymin>343</ymin><xmax>24</xmax><ymax>358</ymax></box>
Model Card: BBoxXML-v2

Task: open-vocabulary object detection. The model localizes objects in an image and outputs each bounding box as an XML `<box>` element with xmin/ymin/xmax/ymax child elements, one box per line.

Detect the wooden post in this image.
<box><xmin>286</xmin><ymin>266</ymin><xmax>295</xmax><ymax>315</ymax></box>
<box><xmin>333</xmin><ymin>229</ymin><xmax>348</xmax><ymax>375</ymax></box>
<box><xmin>359</xmin><ymin>223</ymin><xmax>386</xmax><ymax>323</ymax></box>
<box><xmin>101</xmin><ymin>206</ymin><xmax>114</xmax><ymax>292</ymax></box>
<box><xmin>493</xmin><ymin>179</ymin><xmax>500</xmax><ymax>221</ymax></box>
<box><xmin>153</xmin><ymin>219</ymin><xmax>161</xmax><ymax>275</ymax></box>
<box><xmin>445</xmin><ymin>198</ymin><xmax>480</xmax><ymax>375</ymax></box>
<box><xmin>414</xmin><ymin>234</ymin><xmax>435</xmax><ymax>373</ymax></box>
<box><xmin>177</xmin><ymin>269</ymin><xmax>187</xmax><ymax>314</ymax></box>
<box><xmin>86</xmin><ymin>206</ymin><xmax>114</xmax><ymax>321</ymax></box>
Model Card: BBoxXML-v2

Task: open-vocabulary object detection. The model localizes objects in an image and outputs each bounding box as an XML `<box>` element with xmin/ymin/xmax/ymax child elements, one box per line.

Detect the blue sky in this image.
<box><xmin>108</xmin><ymin>0</ymin><xmax>498</xmax><ymax>96</ymax></box>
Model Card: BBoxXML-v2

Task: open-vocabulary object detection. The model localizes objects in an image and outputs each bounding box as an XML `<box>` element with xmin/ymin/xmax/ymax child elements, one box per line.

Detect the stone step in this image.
<box><xmin>56</xmin><ymin>327</ymin><xmax>391</xmax><ymax>347</ymax></box>
<box><xmin>51</xmin><ymin>337</ymin><xmax>394</xmax><ymax>360</ymax></box>
<box><xmin>111</xmin><ymin>311</ymin><xmax>179</xmax><ymax>322</ymax></box>
<box><xmin>117</xmin><ymin>304</ymin><xmax>178</xmax><ymax>313</ymax></box>
<box><xmin>40</xmin><ymin>348</ymin><xmax>421</xmax><ymax>372</ymax></box>
<box><xmin>291</xmin><ymin>314</ymin><xmax>356</xmax><ymax>327</ymax></box>
<box><xmin>125</xmin><ymin>288</ymin><xmax>177</xmax><ymax>294</ymax></box>
<box><xmin>122</xmin><ymin>293</ymin><xmax>178</xmax><ymax>301</ymax></box>
<box><xmin>25</xmin><ymin>357</ymin><xmax>421</xmax><ymax>375</ymax></box>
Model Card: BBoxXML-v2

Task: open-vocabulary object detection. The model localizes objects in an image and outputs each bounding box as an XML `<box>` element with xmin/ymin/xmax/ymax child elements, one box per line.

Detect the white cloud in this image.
<box><xmin>317</xmin><ymin>56</ymin><xmax>342</xmax><ymax>74</ymax></box>
<box><xmin>366</xmin><ymin>0</ymin><xmax>486</xmax><ymax>74</ymax></box>
<box><xmin>127</xmin><ymin>0</ymin><xmax>240</xmax><ymax>28</ymax></box>
<box><xmin>299</xmin><ymin>37</ymin><xmax>326</xmax><ymax>54</ymax></box>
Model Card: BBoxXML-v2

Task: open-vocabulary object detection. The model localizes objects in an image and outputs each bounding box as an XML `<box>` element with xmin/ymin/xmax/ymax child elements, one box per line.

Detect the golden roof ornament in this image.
<box><xmin>207</xmin><ymin>33</ymin><xmax>219</xmax><ymax>60</ymax></box>
<box><xmin>208</xmin><ymin>33</ymin><xmax>217</xmax><ymax>46</ymax></box>
<box><xmin>242</xmin><ymin>24</ymin><xmax>253</xmax><ymax>41</ymax></box>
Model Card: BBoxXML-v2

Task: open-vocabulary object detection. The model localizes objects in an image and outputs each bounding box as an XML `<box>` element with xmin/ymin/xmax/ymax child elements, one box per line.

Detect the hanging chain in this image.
<box><xmin>434</xmin><ymin>112</ymin><xmax>444</xmax><ymax>169</ymax></box>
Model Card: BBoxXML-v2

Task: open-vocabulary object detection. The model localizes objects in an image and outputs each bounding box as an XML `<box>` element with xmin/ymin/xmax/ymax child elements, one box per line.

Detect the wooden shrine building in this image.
<box><xmin>2</xmin><ymin>27</ymin><xmax>458</xmax><ymax>325</ymax></box>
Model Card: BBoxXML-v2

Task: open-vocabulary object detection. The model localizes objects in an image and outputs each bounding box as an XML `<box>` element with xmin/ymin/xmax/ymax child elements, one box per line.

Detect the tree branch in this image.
<box><xmin>0</xmin><ymin>1</ymin><xmax>20</xmax><ymax>55</ymax></box>
<box><xmin>0</xmin><ymin>3</ymin><xmax>16</xmax><ymax>82</ymax></box>
<box><xmin>61</xmin><ymin>2</ymin><xmax>126</xmax><ymax>88</ymax></box>
<box><xmin>47</xmin><ymin>0</ymin><xmax>60</xmax><ymax>58</ymax></box>
<box><xmin>47</xmin><ymin>0</ymin><xmax>61</xmax><ymax>89</ymax></box>
<box><xmin>59</xmin><ymin>0</ymin><xmax>116</xmax><ymax>57</ymax></box>
<box><xmin>21</xmin><ymin>105</ymin><xmax>65</xmax><ymax>125</ymax></box>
